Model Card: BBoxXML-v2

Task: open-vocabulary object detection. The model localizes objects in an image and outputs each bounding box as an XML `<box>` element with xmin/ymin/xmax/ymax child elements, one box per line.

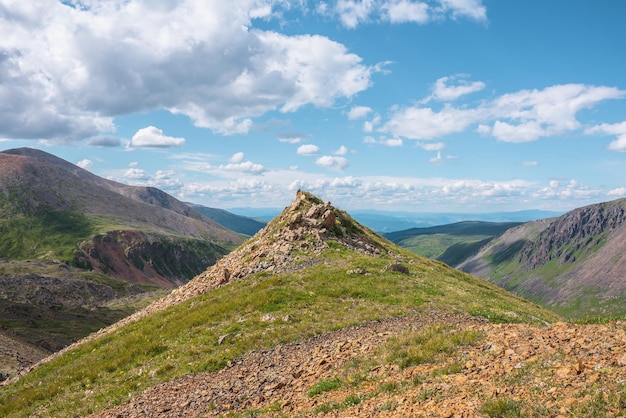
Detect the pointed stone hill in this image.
<box><xmin>19</xmin><ymin>190</ymin><xmax>399</xmax><ymax>370</ymax></box>
<box><xmin>143</xmin><ymin>190</ymin><xmax>393</xmax><ymax>313</ymax></box>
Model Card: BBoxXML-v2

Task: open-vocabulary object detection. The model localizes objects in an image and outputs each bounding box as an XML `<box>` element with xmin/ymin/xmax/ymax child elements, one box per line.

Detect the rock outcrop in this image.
<box><xmin>143</xmin><ymin>190</ymin><xmax>390</xmax><ymax>313</ymax></box>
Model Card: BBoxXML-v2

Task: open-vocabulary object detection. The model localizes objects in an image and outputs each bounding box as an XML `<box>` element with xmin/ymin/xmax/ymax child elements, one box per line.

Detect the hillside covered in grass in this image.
<box><xmin>0</xmin><ymin>191</ymin><xmax>563</xmax><ymax>417</ymax></box>
<box><xmin>384</xmin><ymin>221</ymin><xmax>521</xmax><ymax>266</ymax></box>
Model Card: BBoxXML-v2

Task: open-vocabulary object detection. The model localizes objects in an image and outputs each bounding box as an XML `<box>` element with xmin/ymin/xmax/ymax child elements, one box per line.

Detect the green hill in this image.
<box><xmin>385</xmin><ymin>221</ymin><xmax>521</xmax><ymax>266</ymax></box>
<box><xmin>0</xmin><ymin>191</ymin><xmax>558</xmax><ymax>417</ymax></box>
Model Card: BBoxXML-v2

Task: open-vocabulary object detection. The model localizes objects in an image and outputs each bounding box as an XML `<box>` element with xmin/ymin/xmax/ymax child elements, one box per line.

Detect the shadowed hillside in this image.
<box><xmin>385</xmin><ymin>221</ymin><xmax>521</xmax><ymax>266</ymax></box>
<box><xmin>458</xmin><ymin>198</ymin><xmax>626</xmax><ymax>318</ymax></box>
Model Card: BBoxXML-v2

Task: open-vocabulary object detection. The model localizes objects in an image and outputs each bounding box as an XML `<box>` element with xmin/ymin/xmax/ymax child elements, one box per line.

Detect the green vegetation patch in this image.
<box><xmin>382</xmin><ymin>325</ymin><xmax>482</xmax><ymax>369</ymax></box>
<box><xmin>308</xmin><ymin>378</ymin><xmax>341</xmax><ymax>397</ymax></box>
<box><xmin>0</xmin><ymin>244</ymin><xmax>559</xmax><ymax>417</ymax></box>
<box><xmin>480</xmin><ymin>397</ymin><xmax>522</xmax><ymax>418</ymax></box>
<box><xmin>0</xmin><ymin>209</ymin><xmax>96</xmax><ymax>262</ymax></box>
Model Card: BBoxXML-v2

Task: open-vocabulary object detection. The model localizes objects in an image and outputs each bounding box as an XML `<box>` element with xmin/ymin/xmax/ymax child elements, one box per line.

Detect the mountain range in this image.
<box><xmin>457</xmin><ymin>198</ymin><xmax>626</xmax><ymax>318</ymax></box>
<box><xmin>0</xmin><ymin>147</ymin><xmax>249</xmax><ymax>372</ymax></box>
<box><xmin>228</xmin><ymin>207</ymin><xmax>561</xmax><ymax>233</ymax></box>
<box><xmin>3</xmin><ymin>149</ymin><xmax>626</xmax><ymax>416</ymax></box>
<box><xmin>383</xmin><ymin>198</ymin><xmax>626</xmax><ymax>319</ymax></box>
<box><xmin>3</xmin><ymin>191</ymin><xmax>626</xmax><ymax>417</ymax></box>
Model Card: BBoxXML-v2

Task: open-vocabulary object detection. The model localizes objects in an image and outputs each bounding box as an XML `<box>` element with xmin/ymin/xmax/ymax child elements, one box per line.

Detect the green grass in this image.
<box><xmin>0</xmin><ymin>210</ymin><xmax>95</xmax><ymax>261</ymax></box>
<box><xmin>479</xmin><ymin>397</ymin><xmax>522</xmax><ymax>418</ymax></box>
<box><xmin>400</xmin><ymin>234</ymin><xmax>492</xmax><ymax>260</ymax></box>
<box><xmin>0</xmin><ymin>243</ymin><xmax>559</xmax><ymax>417</ymax></box>
<box><xmin>382</xmin><ymin>325</ymin><xmax>482</xmax><ymax>369</ymax></box>
<box><xmin>308</xmin><ymin>378</ymin><xmax>341</xmax><ymax>397</ymax></box>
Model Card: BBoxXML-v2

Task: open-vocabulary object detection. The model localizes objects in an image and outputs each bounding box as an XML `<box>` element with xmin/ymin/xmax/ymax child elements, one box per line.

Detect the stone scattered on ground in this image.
<box><xmin>94</xmin><ymin>312</ymin><xmax>626</xmax><ymax>417</ymax></box>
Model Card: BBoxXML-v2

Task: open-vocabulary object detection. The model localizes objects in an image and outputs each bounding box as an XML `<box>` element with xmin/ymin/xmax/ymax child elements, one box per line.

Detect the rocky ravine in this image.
<box><xmin>94</xmin><ymin>312</ymin><xmax>626</xmax><ymax>417</ymax></box>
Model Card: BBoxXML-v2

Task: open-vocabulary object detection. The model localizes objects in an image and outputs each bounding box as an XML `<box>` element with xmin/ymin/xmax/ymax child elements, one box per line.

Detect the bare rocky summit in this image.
<box><xmin>133</xmin><ymin>190</ymin><xmax>389</xmax><ymax>316</ymax></box>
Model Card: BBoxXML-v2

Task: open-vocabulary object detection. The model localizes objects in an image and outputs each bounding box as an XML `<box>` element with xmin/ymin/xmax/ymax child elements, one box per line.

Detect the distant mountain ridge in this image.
<box><xmin>0</xmin><ymin>148</ymin><xmax>238</xmax><ymax>242</ymax></box>
<box><xmin>190</xmin><ymin>204</ymin><xmax>266</xmax><ymax>236</ymax></box>
<box><xmin>0</xmin><ymin>147</ymin><xmax>245</xmax><ymax>369</ymax></box>
<box><xmin>458</xmin><ymin>198</ymin><xmax>626</xmax><ymax>318</ymax></box>
<box><xmin>0</xmin><ymin>147</ymin><xmax>243</xmax><ymax>285</ymax></box>
<box><xmin>384</xmin><ymin>221</ymin><xmax>522</xmax><ymax>266</ymax></box>
<box><xmin>228</xmin><ymin>206</ymin><xmax>561</xmax><ymax>232</ymax></box>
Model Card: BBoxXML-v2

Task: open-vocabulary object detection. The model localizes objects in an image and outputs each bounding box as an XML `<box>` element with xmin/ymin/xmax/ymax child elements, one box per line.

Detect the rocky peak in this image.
<box><xmin>144</xmin><ymin>190</ymin><xmax>389</xmax><ymax>312</ymax></box>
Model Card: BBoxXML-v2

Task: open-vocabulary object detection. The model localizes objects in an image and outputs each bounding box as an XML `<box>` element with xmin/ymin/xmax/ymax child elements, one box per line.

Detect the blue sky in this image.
<box><xmin>1</xmin><ymin>0</ymin><xmax>625</xmax><ymax>213</ymax></box>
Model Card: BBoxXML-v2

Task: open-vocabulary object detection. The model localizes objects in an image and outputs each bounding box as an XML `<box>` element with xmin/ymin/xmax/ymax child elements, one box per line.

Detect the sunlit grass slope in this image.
<box><xmin>0</xmin><ymin>193</ymin><xmax>560</xmax><ymax>417</ymax></box>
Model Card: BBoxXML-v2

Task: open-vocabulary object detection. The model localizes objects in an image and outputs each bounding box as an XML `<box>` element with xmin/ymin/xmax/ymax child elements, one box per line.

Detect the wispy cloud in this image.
<box><xmin>86</xmin><ymin>136</ymin><xmax>122</xmax><ymax>147</ymax></box>
<box><xmin>586</xmin><ymin>121</ymin><xmax>626</xmax><ymax>152</ymax></box>
<box><xmin>425</xmin><ymin>74</ymin><xmax>486</xmax><ymax>102</ymax></box>
<box><xmin>364</xmin><ymin>136</ymin><xmax>403</xmax><ymax>147</ymax></box>
<box><xmin>277</xmin><ymin>132</ymin><xmax>309</xmax><ymax>144</ymax></box>
<box><xmin>522</xmin><ymin>161</ymin><xmax>539</xmax><ymax>167</ymax></box>
<box><xmin>326</xmin><ymin>0</ymin><xmax>487</xmax><ymax>28</ymax></box>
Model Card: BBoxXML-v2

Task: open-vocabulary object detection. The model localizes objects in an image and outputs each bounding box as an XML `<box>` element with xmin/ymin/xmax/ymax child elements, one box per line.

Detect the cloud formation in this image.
<box><xmin>316</xmin><ymin>155</ymin><xmax>350</xmax><ymax>170</ymax></box>
<box><xmin>76</xmin><ymin>159</ymin><xmax>93</xmax><ymax>170</ymax></box>
<box><xmin>0</xmin><ymin>1</ymin><xmax>376</xmax><ymax>142</ymax></box>
<box><xmin>327</xmin><ymin>0</ymin><xmax>487</xmax><ymax>28</ymax></box>
<box><xmin>427</xmin><ymin>75</ymin><xmax>485</xmax><ymax>102</ymax></box>
<box><xmin>586</xmin><ymin>122</ymin><xmax>626</xmax><ymax>152</ymax></box>
<box><xmin>382</xmin><ymin>82</ymin><xmax>626</xmax><ymax>144</ymax></box>
<box><xmin>129</xmin><ymin>126</ymin><xmax>185</xmax><ymax>148</ymax></box>
<box><xmin>297</xmin><ymin>144</ymin><xmax>320</xmax><ymax>156</ymax></box>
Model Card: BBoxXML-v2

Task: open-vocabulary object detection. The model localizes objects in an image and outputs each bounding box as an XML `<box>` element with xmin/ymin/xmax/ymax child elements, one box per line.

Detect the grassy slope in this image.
<box><xmin>0</xmin><ymin>241</ymin><xmax>558</xmax><ymax>417</ymax></box>
<box><xmin>385</xmin><ymin>221</ymin><xmax>521</xmax><ymax>266</ymax></box>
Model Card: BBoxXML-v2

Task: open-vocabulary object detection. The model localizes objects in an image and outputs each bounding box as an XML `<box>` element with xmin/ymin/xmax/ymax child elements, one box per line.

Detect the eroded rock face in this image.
<box><xmin>75</xmin><ymin>231</ymin><xmax>228</xmax><ymax>288</ymax></box>
<box><xmin>518</xmin><ymin>201</ymin><xmax>626</xmax><ymax>270</ymax></box>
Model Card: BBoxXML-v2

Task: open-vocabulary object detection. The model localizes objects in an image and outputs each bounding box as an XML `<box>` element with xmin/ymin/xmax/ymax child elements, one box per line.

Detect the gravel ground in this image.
<box><xmin>93</xmin><ymin>313</ymin><xmax>626</xmax><ymax>417</ymax></box>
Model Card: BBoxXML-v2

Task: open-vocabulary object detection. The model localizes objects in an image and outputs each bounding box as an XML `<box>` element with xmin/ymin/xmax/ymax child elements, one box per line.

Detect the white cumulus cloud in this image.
<box><xmin>229</xmin><ymin>152</ymin><xmax>246</xmax><ymax>163</ymax></box>
<box><xmin>76</xmin><ymin>159</ymin><xmax>93</xmax><ymax>169</ymax></box>
<box><xmin>129</xmin><ymin>126</ymin><xmax>185</xmax><ymax>148</ymax></box>
<box><xmin>316</xmin><ymin>155</ymin><xmax>349</xmax><ymax>170</ymax></box>
<box><xmin>297</xmin><ymin>144</ymin><xmax>320</xmax><ymax>156</ymax></box>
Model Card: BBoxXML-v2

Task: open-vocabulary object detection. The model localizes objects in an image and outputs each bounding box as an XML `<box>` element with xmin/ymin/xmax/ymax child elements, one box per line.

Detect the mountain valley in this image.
<box><xmin>1</xmin><ymin>150</ymin><xmax>626</xmax><ymax>416</ymax></box>
<box><xmin>6</xmin><ymin>190</ymin><xmax>622</xmax><ymax>417</ymax></box>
